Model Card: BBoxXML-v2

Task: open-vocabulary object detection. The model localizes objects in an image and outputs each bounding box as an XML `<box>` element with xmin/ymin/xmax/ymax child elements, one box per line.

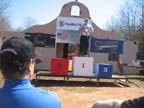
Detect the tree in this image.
<box><xmin>0</xmin><ymin>15</ymin><xmax>10</xmax><ymax>31</ymax></box>
<box><xmin>14</xmin><ymin>17</ymin><xmax>37</xmax><ymax>31</ymax></box>
<box><xmin>23</xmin><ymin>17</ymin><xmax>37</xmax><ymax>30</ymax></box>
<box><xmin>104</xmin><ymin>0</ymin><xmax>144</xmax><ymax>59</ymax></box>
<box><xmin>0</xmin><ymin>0</ymin><xmax>10</xmax><ymax>15</ymax></box>
<box><xmin>0</xmin><ymin>0</ymin><xmax>11</xmax><ymax>47</ymax></box>
<box><xmin>134</xmin><ymin>0</ymin><xmax>144</xmax><ymax>28</ymax></box>
<box><xmin>133</xmin><ymin>0</ymin><xmax>144</xmax><ymax>59</ymax></box>
<box><xmin>105</xmin><ymin>0</ymin><xmax>144</xmax><ymax>59</ymax></box>
<box><xmin>105</xmin><ymin>0</ymin><xmax>138</xmax><ymax>41</ymax></box>
<box><xmin>0</xmin><ymin>0</ymin><xmax>11</xmax><ymax>33</ymax></box>
<box><xmin>104</xmin><ymin>16</ymin><xmax>119</xmax><ymax>32</ymax></box>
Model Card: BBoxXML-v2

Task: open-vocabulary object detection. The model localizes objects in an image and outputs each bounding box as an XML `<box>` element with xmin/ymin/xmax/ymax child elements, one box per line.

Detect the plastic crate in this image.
<box><xmin>94</xmin><ymin>63</ymin><xmax>113</xmax><ymax>78</ymax></box>
<box><xmin>72</xmin><ymin>57</ymin><xmax>94</xmax><ymax>76</ymax></box>
<box><xmin>51</xmin><ymin>58</ymin><xmax>69</xmax><ymax>75</ymax></box>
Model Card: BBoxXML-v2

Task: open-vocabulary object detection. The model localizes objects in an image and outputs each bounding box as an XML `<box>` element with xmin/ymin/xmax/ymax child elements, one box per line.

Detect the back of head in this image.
<box><xmin>0</xmin><ymin>36</ymin><xmax>35</xmax><ymax>79</ymax></box>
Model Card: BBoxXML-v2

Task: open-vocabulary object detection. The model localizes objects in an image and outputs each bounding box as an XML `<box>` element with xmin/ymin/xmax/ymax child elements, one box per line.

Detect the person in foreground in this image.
<box><xmin>0</xmin><ymin>37</ymin><xmax>61</xmax><ymax>108</ymax></box>
<box><xmin>91</xmin><ymin>96</ymin><xmax>144</xmax><ymax>108</ymax></box>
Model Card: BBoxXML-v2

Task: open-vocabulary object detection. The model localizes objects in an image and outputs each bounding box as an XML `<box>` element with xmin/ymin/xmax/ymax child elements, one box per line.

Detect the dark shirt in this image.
<box><xmin>121</xmin><ymin>96</ymin><xmax>144</xmax><ymax>108</ymax></box>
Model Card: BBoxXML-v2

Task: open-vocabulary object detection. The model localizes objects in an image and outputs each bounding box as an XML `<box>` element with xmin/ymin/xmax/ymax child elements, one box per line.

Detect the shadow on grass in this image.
<box><xmin>32</xmin><ymin>79</ymin><xmax>130</xmax><ymax>88</ymax></box>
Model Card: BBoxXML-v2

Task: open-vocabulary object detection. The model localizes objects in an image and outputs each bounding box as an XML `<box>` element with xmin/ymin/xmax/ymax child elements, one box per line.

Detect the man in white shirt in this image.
<box><xmin>79</xmin><ymin>18</ymin><xmax>94</xmax><ymax>56</ymax></box>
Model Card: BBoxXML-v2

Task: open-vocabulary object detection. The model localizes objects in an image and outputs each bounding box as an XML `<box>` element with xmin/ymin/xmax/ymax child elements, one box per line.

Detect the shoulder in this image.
<box><xmin>28</xmin><ymin>87</ymin><xmax>61</xmax><ymax>107</ymax></box>
<box><xmin>0</xmin><ymin>86</ymin><xmax>61</xmax><ymax>108</ymax></box>
<box><xmin>33</xmin><ymin>87</ymin><xmax>59</xmax><ymax>98</ymax></box>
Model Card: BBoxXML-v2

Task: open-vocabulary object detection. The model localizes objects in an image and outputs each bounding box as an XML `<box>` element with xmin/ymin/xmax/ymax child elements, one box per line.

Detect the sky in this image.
<box><xmin>9</xmin><ymin>0</ymin><xmax>126</xmax><ymax>30</ymax></box>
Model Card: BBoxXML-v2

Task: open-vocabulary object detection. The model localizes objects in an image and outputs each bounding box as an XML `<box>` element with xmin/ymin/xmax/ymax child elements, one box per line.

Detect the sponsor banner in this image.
<box><xmin>56</xmin><ymin>30</ymin><xmax>81</xmax><ymax>44</ymax></box>
<box><xmin>57</xmin><ymin>16</ymin><xmax>85</xmax><ymax>30</ymax></box>
<box><xmin>56</xmin><ymin>16</ymin><xmax>92</xmax><ymax>44</ymax></box>
<box><xmin>90</xmin><ymin>37</ymin><xmax>123</xmax><ymax>54</ymax></box>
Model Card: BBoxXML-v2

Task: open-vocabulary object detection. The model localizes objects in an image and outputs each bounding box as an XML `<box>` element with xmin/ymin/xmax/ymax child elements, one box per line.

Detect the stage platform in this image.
<box><xmin>35</xmin><ymin>71</ymin><xmax>144</xmax><ymax>86</ymax></box>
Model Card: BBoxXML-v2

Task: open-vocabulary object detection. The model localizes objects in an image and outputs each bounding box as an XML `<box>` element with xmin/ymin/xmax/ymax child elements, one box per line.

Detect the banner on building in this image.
<box><xmin>56</xmin><ymin>29</ymin><xmax>80</xmax><ymax>44</ymax></box>
<box><xmin>56</xmin><ymin>16</ymin><xmax>92</xmax><ymax>44</ymax></box>
<box><xmin>90</xmin><ymin>37</ymin><xmax>123</xmax><ymax>54</ymax></box>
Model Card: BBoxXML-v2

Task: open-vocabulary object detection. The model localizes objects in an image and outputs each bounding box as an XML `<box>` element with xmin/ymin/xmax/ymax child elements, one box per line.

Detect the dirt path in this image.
<box><xmin>56</xmin><ymin>87</ymin><xmax>144</xmax><ymax>108</ymax></box>
<box><xmin>40</xmin><ymin>83</ymin><xmax>144</xmax><ymax>108</ymax></box>
<box><xmin>33</xmin><ymin>77</ymin><xmax>144</xmax><ymax>108</ymax></box>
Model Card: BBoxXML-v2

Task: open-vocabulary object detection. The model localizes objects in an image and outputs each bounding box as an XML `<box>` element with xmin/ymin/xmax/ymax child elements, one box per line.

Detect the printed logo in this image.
<box><xmin>59</xmin><ymin>21</ymin><xmax>65</xmax><ymax>27</ymax></box>
<box><xmin>57</xmin><ymin>32</ymin><xmax>68</xmax><ymax>40</ymax></box>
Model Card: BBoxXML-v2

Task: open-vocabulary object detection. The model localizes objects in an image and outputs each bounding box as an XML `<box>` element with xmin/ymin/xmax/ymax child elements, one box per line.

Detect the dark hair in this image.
<box><xmin>0</xmin><ymin>52</ymin><xmax>28</xmax><ymax>79</ymax></box>
<box><xmin>85</xmin><ymin>18</ymin><xmax>89</xmax><ymax>21</ymax></box>
<box><xmin>0</xmin><ymin>37</ymin><xmax>35</xmax><ymax>79</ymax></box>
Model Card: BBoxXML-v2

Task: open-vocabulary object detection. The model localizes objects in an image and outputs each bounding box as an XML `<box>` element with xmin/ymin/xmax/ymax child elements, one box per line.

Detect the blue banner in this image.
<box><xmin>90</xmin><ymin>37</ymin><xmax>123</xmax><ymax>54</ymax></box>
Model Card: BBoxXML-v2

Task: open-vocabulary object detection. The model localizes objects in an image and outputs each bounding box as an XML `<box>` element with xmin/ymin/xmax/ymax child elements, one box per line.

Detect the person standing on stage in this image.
<box><xmin>79</xmin><ymin>18</ymin><xmax>94</xmax><ymax>56</ymax></box>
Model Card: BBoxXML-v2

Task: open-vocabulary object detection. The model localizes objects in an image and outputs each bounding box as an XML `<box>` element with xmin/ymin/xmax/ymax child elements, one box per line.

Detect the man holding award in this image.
<box><xmin>79</xmin><ymin>18</ymin><xmax>94</xmax><ymax>56</ymax></box>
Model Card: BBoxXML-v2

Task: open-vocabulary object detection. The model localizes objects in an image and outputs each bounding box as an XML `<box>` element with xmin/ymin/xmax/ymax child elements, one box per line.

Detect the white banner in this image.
<box><xmin>56</xmin><ymin>17</ymin><xmax>92</xmax><ymax>43</ymax></box>
<box><xmin>57</xmin><ymin>16</ymin><xmax>85</xmax><ymax>30</ymax></box>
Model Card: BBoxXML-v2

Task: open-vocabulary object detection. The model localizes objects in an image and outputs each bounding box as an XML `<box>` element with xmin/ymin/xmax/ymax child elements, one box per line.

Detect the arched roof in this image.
<box><xmin>25</xmin><ymin>1</ymin><xmax>121</xmax><ymax>40</ymax></box>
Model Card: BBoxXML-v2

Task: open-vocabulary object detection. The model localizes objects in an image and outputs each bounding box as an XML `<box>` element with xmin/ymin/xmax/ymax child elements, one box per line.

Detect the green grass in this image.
<box><xmin>127</xmin><ymin>74</ymin><xmax>144</xmax><ymax>78</ymax></box>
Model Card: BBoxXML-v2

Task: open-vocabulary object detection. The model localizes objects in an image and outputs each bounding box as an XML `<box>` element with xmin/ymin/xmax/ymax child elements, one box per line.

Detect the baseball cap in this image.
<box><xmin>0</xmin><ymin>36</ymin><xmax>35</xmax><ymax>62</ymax></box>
